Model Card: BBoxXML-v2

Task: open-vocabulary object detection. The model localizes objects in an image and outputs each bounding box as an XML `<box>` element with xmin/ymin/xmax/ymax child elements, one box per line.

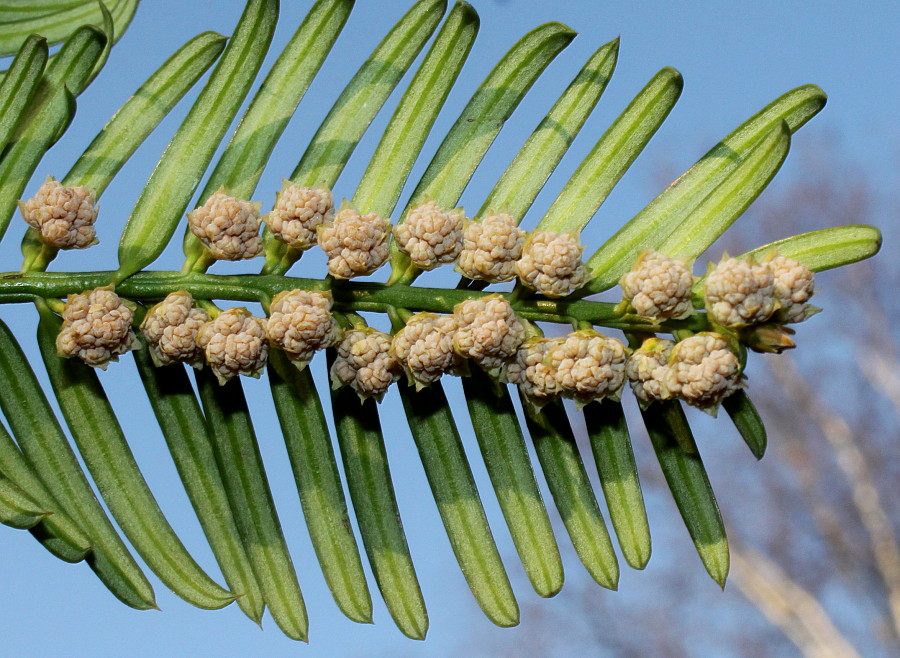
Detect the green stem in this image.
<box><xmin>0</xmin><ymin>270</ymin><xmax>710</xmax><ymax>334</ymax></box>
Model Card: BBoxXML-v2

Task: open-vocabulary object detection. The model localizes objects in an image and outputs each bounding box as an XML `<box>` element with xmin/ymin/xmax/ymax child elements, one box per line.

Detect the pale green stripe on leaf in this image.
<box><xmin>0</xmin><ymin>34</ymin><xmax>48</xmax><ymax>156</ymax></box>
<box><xmin>185</xmin><ymin>0</ymin><xmax>354</xmax><ymax>267</ymax></box>
<box><xmin>0</xmin><ymin>418</ymin><xmax>91</xmax><ymax>561</ymax></box>
<box><xmin>133</xmin><ymin>343</ymin><xmax>264</xmax><ymax>623</ymax></box>
<box><xmin>0</xmin><ymin>0</ymin><xmax>138</xmax><ymax>82</ymax></box>
<box><xmin>641</xmin><ymin>401</ymin><xmax>729</xmax><ymax>587</ymax></box>
<box><xmin>329</xmin><ymin>352</ymin><xmax>428</xmax><ymax>640</ymax></box>
<box><xmin>0</xmin><ymin>475</ymin><xmax>48</xmax><ymax>529</ymax></box>
<box><xmin>262</xmin><ymin>0</ymin><xmax>446</xmax><ymax>272</ymax></box>
<box><xmin>84</xmin><ymin>0</ymin><xmax>141</xmax><ymax>89</ymax></box>
<box><xmin>736</xmin><ymin>224</ymin><xmax>882</xmax><ymax>273</ymax></box>
<box><xmin>290</xmin><ymin>0</ymin><xmax>447</xmax><ymax>188</ymax></box>
<box><xmin>24</xmin><ymin>28</ymin><xmax>217</xmax><ymax>270</ymax></box>
<box><xmin>269</xmin><ymin>350</ymin><xmax>373</xmax><ymax>625</ymax></box>
<box><xmin>63</xmin><ymin>31</ymin><xmax>227</xmax><ymax>195</ymax></box>
<box><xmin>37</xmin><ymin>308</ymin><xmax>234</xmax><ymax>611</ymax></box>
<box><xmin>391</xmin><ymin>21</ymin><xmax>576</xmax><ymax>276</ymax></box>
<box><xmin>408</xmin><ymin>22</ymin><xmax>576</xmax><ymax>209</ymax></box>
<box><xmin>115</xmin><ymin>0</ymin><xmax>278</xmax><ymax>279</ymax></box>
<box><xmin>399</xmin><ymin>381</ymin><xmax>519</xmax><ymax>627</ymax></box>
<box><xmin>42</xmin><ymin>23</ymin><xmax>107</xmax><ymax>93</ymax></box>
<box><xmin>353</xmin><ymin>1</ymin><xmax>479</xmax><ymax>217</ymax></box>
<box><xmin>196</xmin><ymin>370</ymin><xmax>308</xmax><ymax>642</ymax></box>
<box><xmin>0</xmin><ymin>25</ymin><xmax>105</xmax><ymax>241</ymax></box>
<box><xmin>80</xmin><ymin>0</ymin><xmax>115</xmax><ymax>90</ymax></box>
<box><xmin>0</xmin><ymin>317</ymin><xmax>155</xmax><ymax>609</ymax></box>
<box><xmin>585</xmin><ymin>84</ymin><xmax>826</xmax><ymax>292</ymax></box>
<box><xmin>463</xmin><ymin>369</ymin><xmax>563</xmax><ymax>598</ymax></box>
<box><xmin>584</xmin><ymin>399</ymin><xmax>651</xmax><ymax>570</ymax></box>
<box><xmin>690</xmin><ymin>224</ymin><xmax>883</xmax><ymax>296</ymax></box>
<box><xmin>722</xmin><ymin>390</ymin><xmax>767</xmax><ymax>460</ymax></box>
<box><xmin>201</xmin><ymin>0</ymin><xmax>353</xmax><ymax>202</ymax></box>
<box><xmin>537</xmin><ymin>67</ymin><xmax>682</xmax><ymax>234</ymax></box>
<box><xmin>656</xmin><ymin>121</ymin><xmax>790</xmax><ymax>259</ymax></box>
<box><xmin>106</xmin><ymin>0</ymin><xmax>139</xmax><ymax>44</ymax></box>
<box><xmin>480</xmin><ymin>38</ymin><xmax>619</xmax><ymax>221</ymax></box>
<box><xmin>522</xmin><ymin>397</ymin><xmax>619</xmax><ymax>590</ymax></box>
<box><xmin>0</xmin><ymin>0</ymin><xmax>87</xmax><ymax>23</ymax></box>
<box><xmin>0</xmin><ymin>0</ymin><xmax>121</xmax><ymax>56</ymax></box>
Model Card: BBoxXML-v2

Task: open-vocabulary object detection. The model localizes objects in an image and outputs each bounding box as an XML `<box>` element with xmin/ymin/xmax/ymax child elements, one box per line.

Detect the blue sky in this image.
<box><xmin>0</xmin><ymin>0</ymin><xmax>897</xmax><ymax>655</ymax></box>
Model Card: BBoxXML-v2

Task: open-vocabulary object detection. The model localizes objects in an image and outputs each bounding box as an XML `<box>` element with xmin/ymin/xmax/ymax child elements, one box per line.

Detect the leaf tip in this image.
<box><xmin>401</xmin><ymin>618</ymin><xmax>429</xmax><ymax>641</ymax></box>
<box><xmin>535</xmin><ymin>21</ymin><xmax>578</xmax><ymax>42</ymax></box>
<box><xmin>425</xmin><ymin>0</ymin><xmax>449</xmax><ymax>17</ymax></box>
<box><xmin>490</xmin><ymin>604</ymin><xmax>521</xmax><ymax>628</ymax></box>
<box><xmin>706</xmin><ymin>542</ymin><xmax>730</xmax><ymax>589</ymax></box>
<box><xmin>804</xmin><ymin>83</ymin><xmax>827</xmax><ymax>105</ymax></box>
<box><xmin>871</xmin><ymin>226</ymin><xmax>884</xmax><ymax>256</ymax></box>
<box><xmin>664</xmin><ymin>66</ymin><xmax>684</xmax><ymax>91</ymax></box>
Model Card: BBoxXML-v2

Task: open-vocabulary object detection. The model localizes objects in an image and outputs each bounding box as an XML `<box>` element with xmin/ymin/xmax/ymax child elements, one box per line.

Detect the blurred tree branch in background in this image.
<box><xmin>460</xmin><ymin>135</ymin><xmax>899</xmax><ymax>656</ymax></box>
<box><xmin>731</xmin><ymin>547</ymin><xmax>861</xmax><ymax>658</ymax></box>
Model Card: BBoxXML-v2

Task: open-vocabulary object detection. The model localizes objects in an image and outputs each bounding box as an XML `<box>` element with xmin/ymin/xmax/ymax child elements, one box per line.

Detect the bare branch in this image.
<box><xmin>769</xmin><ymin>356</ymin><xmax>900</xmax><ymax>641</ymax></box>
<box><xmin>731</xmin><ymin>547</ymin><xmax>861</xmax><ymax>658</ymax></box>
